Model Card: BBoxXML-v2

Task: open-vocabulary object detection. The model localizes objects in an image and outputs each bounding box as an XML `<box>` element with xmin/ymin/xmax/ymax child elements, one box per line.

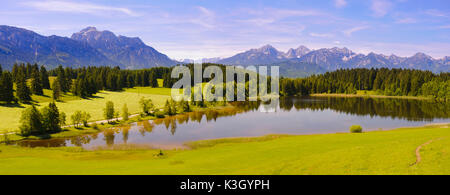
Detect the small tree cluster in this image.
<box><xmin>19</xmin><ymin>102</ymin><xmax>62</xmax><ymax>136</ymax></box>
<box><xmin>164</xmin><ymin>99</ymin><xmax>177</xmax><ymax>116</ymax></box>
<box><xmin>139</xmin><ymin>97</ymin><xmax>155</xmax><ymax>115</ymax></box>
<box><xmin>71</xmin><ymin>111</ymin><xmax>91</xmax><ymax>128</ymax></box>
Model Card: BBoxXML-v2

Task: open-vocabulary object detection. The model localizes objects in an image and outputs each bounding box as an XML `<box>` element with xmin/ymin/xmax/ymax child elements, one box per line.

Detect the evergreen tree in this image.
<box><xmin>164</xmin><ymin>100</ymin><xmax>176</xmax><ymax>116</ymax></box>
<box><xmin>41</xmin><ymin>102</ymin><xmax>61</xmax><ymax>133</ymax></box>
<box><xmin>31</xmin><ymin>67</ymin><xmax>43</xmax><ymax>95</ymax></box>
<box><xmin>149</xmin><ymin>71</ymin><xmax>158</xmax><ymax>88</ymax></box>
<box><xmin>0</xmin><ymin>72</ymin><xmax>15</xmax><ymax>103</ymax></box>
<box><xmin>52</xmin><ymin>79</ymin><xmax>61</xmax><ymax>101</ymax></box>
<box><xmin>11</xmin><ymin>63</ymin><xmax>19</xmax><ymax>82</ymax></box>
<box><xmin>19</xmin><ymin>105</ymin><xmax>43</xmax><ymax>136</ymax></box>
<box><xmin>15</xmin><ymin>69</ymin><xmax>32</xmax><ymax>103</ymax></box>
<box><xmin>180</xmin><ymin>99</ymin><xmax>191</xmax><ymax>113</ymax></box>
<box><xmin>40</xmin><ymin>65</ymin><xmax>50</xmax><ymax>89</ymax></box>
<box><xmin>57</xmin><ymin>66</ymin><xmax>68</xmax><ymax>93</ymax></box>
<box><xmin>26</xmin><ymin>63</ymin><xmax>32</xmax><ymax>78</ymax></box>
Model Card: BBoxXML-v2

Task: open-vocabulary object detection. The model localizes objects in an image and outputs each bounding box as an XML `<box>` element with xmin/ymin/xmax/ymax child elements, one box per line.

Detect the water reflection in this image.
<box><xmin>18</xmin><ymin>96</ymin><xmax>449</xmax><ymax>149</ymax></box>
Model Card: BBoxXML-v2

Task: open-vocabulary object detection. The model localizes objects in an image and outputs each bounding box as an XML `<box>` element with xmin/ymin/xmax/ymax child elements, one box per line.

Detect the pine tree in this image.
<box><xmin>57</xmin><ymin>66</ymin><xmax>68</xmax><ymax>93</ymax></box>
<box><xmin>52</xmin><ymin>79</ymin><xmax>61</xmax><ymax>101</ymax></box>
<box><xmin>40</xmin><ymin>65</ymin><xmax>50</xmax><ymax>89</ymax></box>
<box><xmin>149</xmin><ymin>71</ymin><xmax>158</xmax><ymax>88</ymax></box>
<box><xmin>41</xmin><ymin>102</ymin><xmax>61</xmax><ymax>133</ymax></box>
<box><xmin>19</xmin><ymin>105</ymin><xmax>43</xmax><ymax>136</ymax></box>
<box><xmin>15</xmin><ymin>69</ymin><xmax>32</xmax><ymax>103</ymax></box>
<box><xmin>0</xmin><ymin>71</ymin><xmax>15</xmax><ymax>103</ymax></box>
<box><xmin>11</xmin><ymin>63</ymin><xmax>19</xmax><ymax>82</ymax></box>
<box><xmin>31</xmin><ymin>67</ymin><xmax>43</xmax><ymax>95</ymax></box>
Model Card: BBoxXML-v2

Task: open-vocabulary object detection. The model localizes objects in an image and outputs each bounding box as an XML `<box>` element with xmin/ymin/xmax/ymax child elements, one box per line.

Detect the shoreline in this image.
<box><xmin>0</xmin><ymin>104</ymin><xmax>236</xmax><ymax>144</ymax></box>
<box><xmin>310</xmin><ymin>93</ymin><xmax>431</xmax><ymax>100</ymax></box>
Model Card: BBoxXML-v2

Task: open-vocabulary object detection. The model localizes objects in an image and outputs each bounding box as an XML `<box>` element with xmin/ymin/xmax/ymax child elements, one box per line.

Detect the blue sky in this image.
<box><xmin>0</xmin><ymin>0</ymin><xmax>449</xmax><ymax>59</ymax></box>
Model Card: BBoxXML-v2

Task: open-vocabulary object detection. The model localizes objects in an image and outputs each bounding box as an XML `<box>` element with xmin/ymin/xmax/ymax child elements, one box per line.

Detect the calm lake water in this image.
<box><xmin>19</xmin><ymin>96</ymin><xmax>450</xmax><ymax>149</ymax></box>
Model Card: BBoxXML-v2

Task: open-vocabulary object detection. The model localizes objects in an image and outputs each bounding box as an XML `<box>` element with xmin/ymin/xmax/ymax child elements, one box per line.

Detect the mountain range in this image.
<box><xmin>216</xmin><ymin>44</ymin><xmax>450</xmax><ymax>75</ymax></box>
<box><xmin>0</xmin><ymin>25</ymin><xmax>449</xmax><ymax>77</ymax></box>
<box><xmin>0</xmin><ymin>25</ymin><xmax>177</xmax><ymax>69</ymax></box>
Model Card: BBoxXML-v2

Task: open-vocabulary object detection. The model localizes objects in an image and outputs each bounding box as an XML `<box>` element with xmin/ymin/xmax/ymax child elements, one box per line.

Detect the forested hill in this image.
<box><xmin>280</xmin><ymin>68</ymin><xmax>450</xmax><ymax>101</ymax></box>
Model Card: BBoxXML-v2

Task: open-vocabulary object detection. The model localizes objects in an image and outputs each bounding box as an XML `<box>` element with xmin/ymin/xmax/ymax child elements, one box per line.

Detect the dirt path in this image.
<box><xmin>410</xmin><ymin>138</ymin><xmax>443</xmax><ymax>166</ymax></box>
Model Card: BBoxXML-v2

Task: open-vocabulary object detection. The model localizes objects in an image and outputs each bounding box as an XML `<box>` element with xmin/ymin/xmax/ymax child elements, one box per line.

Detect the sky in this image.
<box><xmin>0</xmin><ymin>0</ymin><xmax>449</xmax><ymax>60</ymax></box>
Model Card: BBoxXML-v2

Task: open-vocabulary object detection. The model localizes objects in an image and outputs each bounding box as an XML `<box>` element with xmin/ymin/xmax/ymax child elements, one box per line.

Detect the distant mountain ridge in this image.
<box><xmin>0</xmin><ymin>25</ymin><xmax>115</xmax><ymax>69</ymax></box>
<box><xmin>0</xmin><ymin>25</ymin><xmax>448</xmax><ymax>76</ymax></box>
<box><xmin>217</xmin><ymin>44</ymin><xmax>450</xmax><ymax>74</ymax></box>
<box><xmin>71</xmin><ymin>27</ymin><xmax>177</xmax><ymax>69</ymax></box>
<box><xmin>0</xmin><ymin>25</ymin><xmax>177</xmax><ymax>69</ymax></box>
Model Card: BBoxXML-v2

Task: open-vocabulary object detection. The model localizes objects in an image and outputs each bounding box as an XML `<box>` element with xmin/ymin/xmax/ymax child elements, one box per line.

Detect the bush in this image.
<box><xmin>91</xmin><ymin>123</ymin><xmax>99</xmax><ymax>130</ymax></box>
<box><xmin>155</xmin><ymin>111</ymin><xmax>165</xmax><ymax>118</ymax></box>
<box><xmin>350</xmin><ymin>125</ymin><xmax>363</xmax><ymax>133</ymax></box>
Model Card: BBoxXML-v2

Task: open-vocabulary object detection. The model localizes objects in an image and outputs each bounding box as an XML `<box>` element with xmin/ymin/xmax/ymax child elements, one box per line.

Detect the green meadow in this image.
<box><xmin>0</xmin><ymin>86</ymin><xmax>171</xmax><ymax>133</ymax></box>
<box><xmin>0</xmin><ymin>124</ymin><xmax>449</xmax><ymax>175</ymax></box>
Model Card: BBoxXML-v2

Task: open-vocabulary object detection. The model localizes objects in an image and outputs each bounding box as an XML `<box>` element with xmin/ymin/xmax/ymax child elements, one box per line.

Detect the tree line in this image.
<box><xmin>0</xmin><ymin>63</ymin><xmax>172</xmax><ymax>103</ymax></box>
<box><xmin>280</xmin><ymin>68</ymin><xmax>450</xmax><ymax>101</ymax></box>
<box><xmin>0</xmin><ymin>63</ymin><xmax>51</xmax><ymax>103</ymax></box>
<box><xmin>2</xmin><ymin>64</ymin><xmax>449</xmax><ymax>104</ymax></box>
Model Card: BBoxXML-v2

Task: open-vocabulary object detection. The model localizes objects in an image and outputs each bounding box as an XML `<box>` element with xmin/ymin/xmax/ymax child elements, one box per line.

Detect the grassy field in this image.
<box><xmin>0</xmin><ymin>87</ymin><xmax>171</xmax><ymax>133</ymax></box>
<box><xmin>0</xmin><ymin>124</ymin><xmax>449</xmax><ymax>175</ymax></box>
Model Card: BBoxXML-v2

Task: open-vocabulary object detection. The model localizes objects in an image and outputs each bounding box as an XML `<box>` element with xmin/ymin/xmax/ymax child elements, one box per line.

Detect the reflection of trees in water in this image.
<box><xmin>70</xmin><ymin>135</ymin><xmax>92</xmax><ymax>147</ymax></box>
<box><xmin>279</xmin><ymin>97</ymin><xmax>449</xmax><ymax>121</ymax></box>
<box><xmin>121</xmin><ymin>125</ymin><xmax>131</xmax><ymax>144</ymax></box>
<box><xmin>150</xmin><ymin>107</ymin><xmax>245</xmax><ymax>135</ymax></box>
<box><xmin>103</xmin><ymin>130</ymin><xmax>116</xmax><ymax>146</ymax></box>
<box><xmin>133</xmin><ymin>97</ymin><xmax>448</xmax><ymax>137</ymax></box>
<box><xmin>137</xmin><ymin>121</ymin><xmax>154</xmax><ymax>136</ymax></box>
<box><xmin>19</xmin><ymin>139</ymin><xmax>67</xmax><ymax>147</ymax></box>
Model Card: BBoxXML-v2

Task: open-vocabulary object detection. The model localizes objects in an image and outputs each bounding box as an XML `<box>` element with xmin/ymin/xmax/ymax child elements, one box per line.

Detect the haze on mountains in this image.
<box><xmin>217</xmin><ymin>44</ymin><xmax>450</xmax><ymax>76</ymax></box>
<box><xmin>0</xmin><ymin>25</ymin><xmax>448</xmax><ymax>77</ymax></box>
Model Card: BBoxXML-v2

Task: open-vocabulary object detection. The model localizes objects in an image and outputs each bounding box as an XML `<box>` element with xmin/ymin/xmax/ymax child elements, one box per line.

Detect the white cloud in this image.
<box><xmin>310</xmin><ymin>33</ymin><xmax>334</xmax><ymax>38</ymax></box>
<box><xmin>425</xmin><ymin>9</ymin><xmax>449</xmax><ymax>18</ymax></box>
<box><xmin>334</xmin><ymin>0</ymin><xmax>347</xmax><ymax>8</ymax></box>
<box><xmin>242</xmin><ymin>7</ymin><xmax>325</xmax><ymax>20</ymax></box>
<box><xmin>24</xmin><ymin>1</ymin><xmax>138</xmax><ymax>16</ymax></box>
<box><xmin>189</xmin><ymin>6</ymin><xmax>216</xmax><ymax>29</ymax></box>
<box><xmin>395</xmin><ymin>18</ymin><xmax>417</xmax><ymax>24</ymax></box>
<box><xmin>343</xmin><ymin>26</ymin><xmax>370</xmax><ymax>36</ymax></box>
<box><xmin>371</xmin><ymin>0</ymin><xmax>393</xmax><ymax>17</ymax></box>
<box><xmin>438</xmin><ymin>25</ymin><xmax>450</xmax><ymax>29</ymax></box>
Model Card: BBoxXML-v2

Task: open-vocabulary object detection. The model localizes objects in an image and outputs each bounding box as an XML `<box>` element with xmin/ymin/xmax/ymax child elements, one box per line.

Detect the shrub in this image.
<box><xmin>155</xmin><ymin>111</ymin><xmax>165</xmax><ymax>118</ymax></box>
<box><xmin>91</xmin><ymin>123</ymin><xmax>99</xmax><ymax>130</ymax></box>
<box><xmin>350</xmin><ymin>125</ymin><xmax>363</xmax><ymax>133</ymax></box>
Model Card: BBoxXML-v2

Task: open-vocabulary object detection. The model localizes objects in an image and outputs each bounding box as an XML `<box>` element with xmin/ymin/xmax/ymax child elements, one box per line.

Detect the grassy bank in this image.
<box><xmin>0</xmin><ymin>124</ymin><xmax>449</xmax><ymax>175</ymax></box>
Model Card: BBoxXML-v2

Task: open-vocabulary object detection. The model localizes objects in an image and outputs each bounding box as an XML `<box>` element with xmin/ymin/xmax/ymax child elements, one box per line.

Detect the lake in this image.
<box><xmin>19</xmin><ymin>96</ymin><xmax>450</xmax><ymax>149</ymax></box>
